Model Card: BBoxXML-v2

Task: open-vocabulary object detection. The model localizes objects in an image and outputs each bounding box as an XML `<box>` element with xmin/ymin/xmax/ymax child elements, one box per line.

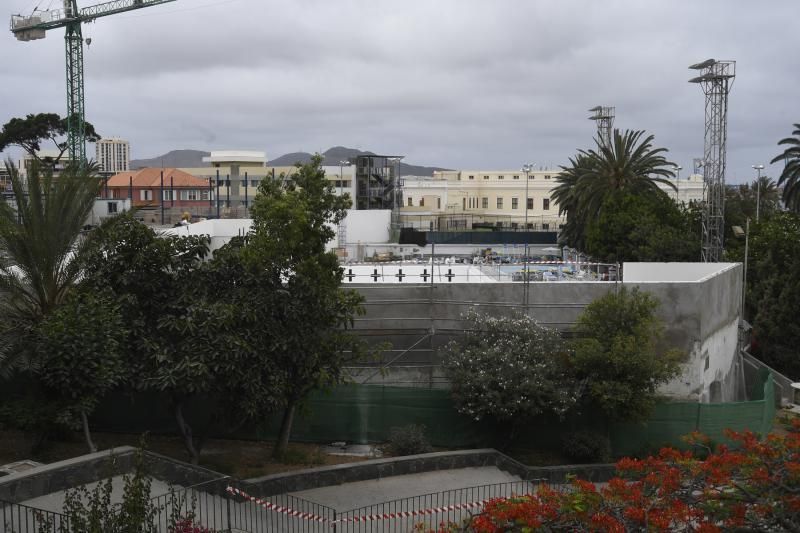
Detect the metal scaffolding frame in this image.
<box><xmin>588</xmin><ymin>105</ymin><xmax>615</xmax><ymax>147</ymax></box>
<box><xmin>689</xmin><ymin>59</ymin><xmax>735</xmax><ymax>263</ymax></box>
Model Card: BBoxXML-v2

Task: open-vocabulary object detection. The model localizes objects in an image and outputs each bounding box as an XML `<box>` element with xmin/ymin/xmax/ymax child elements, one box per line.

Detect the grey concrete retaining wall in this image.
<box><xmin>244</xmin><ymin>449</ymin><xmax>616</xmax><ymax>497</ymax></box>
<box><xmin>0</xmin><ymin>447</ymin><xmax>616</xmax><ymax>504</ymax></box>
<box><xmin>0</xmin><ymin>447</ymin><xmax>226</xmax><ymax>503</ymax></box>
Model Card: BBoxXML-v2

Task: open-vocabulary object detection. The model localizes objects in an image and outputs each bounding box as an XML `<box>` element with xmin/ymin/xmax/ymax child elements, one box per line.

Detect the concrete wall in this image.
<box><xmin>347</xmin><ymin>263</ymin><xmax>744</xmax><ymax>402</ymax></box>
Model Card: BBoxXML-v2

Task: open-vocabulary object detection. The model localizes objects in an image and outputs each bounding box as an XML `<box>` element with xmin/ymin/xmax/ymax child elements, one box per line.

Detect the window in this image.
<box><xmin>543</xmin><ymin>223</ymin><xmax>550</xmax><ymax>230</ymax></box>
<box><xmin>140</xmin><ymin>190</ymin><xmax>152</xmax><ymax>201</ymax></box>
<box><xmin>107</xmin><ymin>202</ymin><xmax>118</xmax><ymax>214</ymax></box>
<box><xmin>496</xmin><ymin>197</ymin><xmax>503</xmax><ymax>209</ymax></box>
<box><xmin>527</xmin><ymin>198</ymin><xmax>533</xmax><ymax>210</ymax></box>
<box><xmin>408</xmin><ymin>197</ymin><xmax>413</xmax><ymax>207</ymax></box>
<box><xmin>498</xmin><ymin>175</ymin><xmax>504</xmax><ymax>180</ymax></box>
<box><xmin>512</xmin><ymin>198</ymin><xmax>518</xmax><ymax>209</ymax></box>
<box><xmin>162</xmin><ymin>190</ymin><xmax>174</xmax><ymax>201</ymax></box>
<box><xmin>513</xmin><ymin>175</ymin><xmax>519</xmax><ymax>180</ymax></box>
<box><xmin>420</xmin><ymin>198</ymin><xmax>424</xmax><ymax>207</ymax></box>
<box><xmin>482</xmin><ymin>197</ymin><xmax>488</xmax><ymax>209</ymax></box>
<box><xmin>544</xmin><ymin>175</ymin><xmax>551</xmax><ymax>180</ymax></box>
<box><xmin>543</xmin><ymin>198</ymin><xmax>550</xmax><ymax>210</ymax></box>
<box><xmin>462</xmin><ymin>198</ymin><xmax>466</xmax><ymax>210</ymax></box>
<box><xmin>250</xmin><ymin>179</ymin><xmax>260</xmax><ymax>188</ymax></box>
<box><xmin>529</xmin><ymin>174</ymin><xmax>535</xmax><ymax>180</ymax></box>
<box><xmin>201</xmin><ymin>190</ymin><xmax>215</xmax><ymax>201</ymax></box>
<box><xmin>468</xmin><ymin>175</ymin><xmax>475</xmax><ymax>180</ymax></box>
<box><xmin>242</xmin><ymin>180</ymin><xmax>248</xmax><ymax>188</ymax></box>
<box><xmin>437</xmin><ymin>198</ymin><xmax>441</xmax><ymax>209</ymax></box>
<box><xmin>483</xmin><ymin>175</ymin><xmax>489</xmax><ymax>180</ymax></box>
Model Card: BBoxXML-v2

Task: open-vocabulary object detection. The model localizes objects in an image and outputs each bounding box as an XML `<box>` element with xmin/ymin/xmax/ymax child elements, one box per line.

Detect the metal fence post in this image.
<box><xmin>226</xmin><ymin>493</ymin><xmax>232</xmax><ymax>533</ymax></box>
<box><xmin>332</xmin><ymin>509</ymin><xmax>337</xmax><ymax>533</ymax></box>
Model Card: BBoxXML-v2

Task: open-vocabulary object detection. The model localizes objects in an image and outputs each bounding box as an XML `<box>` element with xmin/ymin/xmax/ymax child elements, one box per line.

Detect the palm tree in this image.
<box><xmin>0</xmin><ymin>159</ymin><xmax>101</xmax><ymax>372</ymax></box>
<box><xmin>770</xmin><ymin>123</ymin><xmax>800</xmax><ymax>212</ymax></box>
<box><xmin>554</xmin><ymin>129</ymin><xmax>676</xmax><ymax>250</ymax></box>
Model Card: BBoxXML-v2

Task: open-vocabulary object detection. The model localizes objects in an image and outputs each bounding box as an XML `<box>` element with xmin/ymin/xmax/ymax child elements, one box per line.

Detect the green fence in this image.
<box><xmin>83</xmin><ymin>370</ymin><xmax>776</xmax><ymax>458</ymax></box>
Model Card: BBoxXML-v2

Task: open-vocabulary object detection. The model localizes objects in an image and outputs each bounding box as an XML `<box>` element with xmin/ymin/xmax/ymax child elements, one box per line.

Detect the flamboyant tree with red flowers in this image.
<box><xmin>428</xmin><ymin>423</ymin><xmax>800</xmax><ymax>532</ymax></box>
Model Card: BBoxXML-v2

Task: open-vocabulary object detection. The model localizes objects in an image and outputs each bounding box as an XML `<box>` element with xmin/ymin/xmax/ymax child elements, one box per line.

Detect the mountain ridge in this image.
<box><xmin>131</xmin><ymin>146</ymin><xmax>449</xmax><ymax>176</ymax></box>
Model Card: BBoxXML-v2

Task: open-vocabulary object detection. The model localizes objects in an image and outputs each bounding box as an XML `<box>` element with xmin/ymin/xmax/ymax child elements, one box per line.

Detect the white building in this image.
<box><xmin>95</xmin><ymin>138</ymin><xmax>130</xmax><ymax>174</ymax></box>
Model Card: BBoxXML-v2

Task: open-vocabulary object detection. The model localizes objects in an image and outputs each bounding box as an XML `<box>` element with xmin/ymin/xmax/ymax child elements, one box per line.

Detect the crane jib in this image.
<box><xmin>9</xmin><ymin>0</ymin><xmax>178</xmax><ymax>164</ymax></box>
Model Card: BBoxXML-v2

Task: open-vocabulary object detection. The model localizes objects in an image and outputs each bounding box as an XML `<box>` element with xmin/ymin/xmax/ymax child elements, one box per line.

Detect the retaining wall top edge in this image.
<box><xmin>0</xmin><ymin>446</ymin><xmax>138</xmax><ymax>487</ymax></box>
<box><xmin>244</xmin><ymin>448</ymin><xmax>500</xmax><ymax>484</ymax></box>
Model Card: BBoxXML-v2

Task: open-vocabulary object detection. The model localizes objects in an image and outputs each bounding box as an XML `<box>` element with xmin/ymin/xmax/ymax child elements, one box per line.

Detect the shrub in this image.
<box><xmin>389</xmin><ymin>424</ymin><xmax>433</xmax><ymax>456</ymax></box>
<box><xmin>561</xmin><ymin>430</ymin><xmax>611</xmax><ymax>463</ymax></box>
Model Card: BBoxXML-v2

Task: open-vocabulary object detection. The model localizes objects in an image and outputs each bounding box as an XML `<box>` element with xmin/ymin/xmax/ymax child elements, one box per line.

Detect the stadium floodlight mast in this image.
<box><xmin>588</xmin><ymin>106</ymin><xmax>615</xmax><ymax>147</ymax></box>
<box><xmin>689</xmin><ymin>58</ymin><xmax>736</xmax><ymax>263</ymax></box>
<box><xmin>752</xmin><ymin>164</ymin><xmax>764</xmax><ymax>222</ymax></box>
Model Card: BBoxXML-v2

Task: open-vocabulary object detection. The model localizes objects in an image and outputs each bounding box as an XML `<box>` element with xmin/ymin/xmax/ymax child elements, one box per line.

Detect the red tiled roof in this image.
<box><xmin>106</xmin><ymin>168</ymin><xmax>209</xmax><ymax>188</ymax></box>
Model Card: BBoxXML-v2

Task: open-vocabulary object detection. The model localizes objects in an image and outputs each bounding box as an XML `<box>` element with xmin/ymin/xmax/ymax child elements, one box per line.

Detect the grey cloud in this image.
<box><xmin>1</xmin><ymin>0</ymin><xmax>798</xmax><ymax>180</ymax></box>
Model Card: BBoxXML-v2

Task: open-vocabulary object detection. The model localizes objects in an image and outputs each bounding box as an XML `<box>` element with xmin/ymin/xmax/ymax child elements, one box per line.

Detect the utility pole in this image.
<box><xmin>752</xmin><ymin>164</ymin><xmax>764</xmax><ymax>222</ymax></box>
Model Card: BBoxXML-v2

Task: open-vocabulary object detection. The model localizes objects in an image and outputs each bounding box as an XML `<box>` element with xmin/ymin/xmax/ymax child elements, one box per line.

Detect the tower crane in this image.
<box><xmin>10</xmin><ymin>1</ymin><xmax>177</xmax><ymax>164</ymax></box>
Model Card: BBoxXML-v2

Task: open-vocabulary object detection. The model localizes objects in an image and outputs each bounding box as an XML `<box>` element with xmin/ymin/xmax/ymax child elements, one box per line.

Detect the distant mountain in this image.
<box><xmin>131</xmin><ymin>149</ymin><xmax>209</xmax><ymax>169</ymax></box>
<box><xmin>272</xmin><ymin>146</ymin><xmax>449</xmax><ymax>176</ymax></box>
<box><xmin>133</xmin><ymin>146</ymin><xmax>449</xmax><ymax>176</ymax></box>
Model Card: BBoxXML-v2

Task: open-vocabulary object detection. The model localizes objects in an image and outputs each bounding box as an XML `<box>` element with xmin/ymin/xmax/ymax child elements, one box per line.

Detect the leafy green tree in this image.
<box><xmin>572</xmin><ymin>287</ymin><xmax>682</xmax><ymax>422</ymax></box>
<box><xmin>770</xmin><ymin>123</ymin><xmax>800</xmax><ymax>212</ymax></box>
<box><xmin>0</xmin><ymin>160</ymin><xmax>101</xmax><ymax>372</ymax></box>
<box><xmin>0</xmin><ymin>113</ymin><xmax>100</xmax><ymax>164</ymax></box>
<box><xmin>555</xmin><ymin>130</ymin><xmax>676</xmax><ymax>250</ymax></box>
<box><xmin>729</xmin><ymin>212</ymin><xmax>800</xmax><ymax>378</ymax></box>
<box><xmin>78</xmin><ymin>214</ymin><xmax>220</xmax><ymax>463</ymax></box>
<box><xmin>584</xmin><ymin>191</ymin><xmax>700</xmax><ymax>263</ymax></box>
<box><xmin>36</xmin><ymin>291</ymin><xmax>127</xmax><ymax>453</ymax></box>
<box><xmin>442</xmin><ymin>310</ymin><xmax>581</xmax><ymax>438</ymax></box>
<box><xmin>247</xmin><ymin>155</ymin><xmax>367</xmax><ymax>459</ymax></box>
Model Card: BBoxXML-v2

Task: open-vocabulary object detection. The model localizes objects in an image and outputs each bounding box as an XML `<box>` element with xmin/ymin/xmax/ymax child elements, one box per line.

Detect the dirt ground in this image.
<box><xmin>0</xmin><ymin>430</ymin><xmax>372</xmax><ymax>479</ymax></box>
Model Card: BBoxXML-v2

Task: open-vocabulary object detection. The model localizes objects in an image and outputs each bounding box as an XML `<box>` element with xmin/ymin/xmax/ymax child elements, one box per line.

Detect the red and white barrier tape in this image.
<box><xmin>226</xmin><ymin>486</ymin><xmax>489</xmax><ymax>523</ymax></box>
<box><xmin>226</xmin><ymin>487</ymin><xmax>328</xmax><ymax>523</ymax></box>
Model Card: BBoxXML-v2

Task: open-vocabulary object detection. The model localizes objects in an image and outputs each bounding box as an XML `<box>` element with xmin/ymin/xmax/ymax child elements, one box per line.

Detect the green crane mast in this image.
<box><xmin>10</xmin><ymin>0</ymin><xmax>177</xmax><ymax>164</ymax></box>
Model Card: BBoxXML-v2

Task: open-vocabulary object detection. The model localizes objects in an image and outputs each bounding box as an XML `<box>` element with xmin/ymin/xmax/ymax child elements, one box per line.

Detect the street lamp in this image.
<box><xmin>673</xmin><ymin>165</ymin><xmax>682</xmax><ymax>202</ymax></box>
<box><xmin>521</xmin><ymin>162</ymin><xmax>536</xmax><ymax>310</ymax></box>
<box><xmin>752</xmin><ymin>164</ymin><xmax>764</xmax><ymax>222</ymax></box>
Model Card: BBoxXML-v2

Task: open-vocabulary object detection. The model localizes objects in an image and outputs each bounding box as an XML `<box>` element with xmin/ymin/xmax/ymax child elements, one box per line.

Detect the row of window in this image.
<box><xmin>407</xmin><ymin>196</ymin><xmax>550</xmax><ymax>210</ymax></box>
<box><xmin>465</xmin><ymin>174</ymin><xmax>552</xmax><ymax>180</ymax></box>
<box><xmin>135</xmin><ymin>189</ymin><xmax>215</xmax><ymax>201</ymax></box>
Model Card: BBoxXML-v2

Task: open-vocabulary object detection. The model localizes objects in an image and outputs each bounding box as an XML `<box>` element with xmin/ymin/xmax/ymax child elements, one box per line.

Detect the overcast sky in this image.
<box><xmin>1</xmin><ymin>0</ymin><xmax>797</xmax><ymax>182</ymax></box>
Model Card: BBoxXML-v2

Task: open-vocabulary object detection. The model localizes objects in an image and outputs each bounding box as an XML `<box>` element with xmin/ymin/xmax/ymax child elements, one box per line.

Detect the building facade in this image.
<box><xmin>95</xmin><ymin>138</ymin><xmax>130</xmax><ymax>174</ymax></box>
<box><xmin>102</xmin><ymin>168</ymin><xmax>214</xmax><ymax>209</ymax></box>
<box><xmin>399</xmin><ymin>169</ymin><xmax>705</xmax><ymax>230</ymax></box>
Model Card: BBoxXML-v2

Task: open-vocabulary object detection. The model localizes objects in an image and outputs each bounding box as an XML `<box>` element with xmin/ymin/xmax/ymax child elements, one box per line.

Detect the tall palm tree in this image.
<box><xmin>0</xmin><ymin>160</ymin><xmax>101</xmax><ymax>372</ymax></box>
<box><xmin>555</xmin><ymin>129</ymin><xmax>676</xmax><ymax>249</ymax></box>
<box><xmin>770</xmin><ymin>123</ymin><xmax>800</xmax><ymax>212</ymax></box>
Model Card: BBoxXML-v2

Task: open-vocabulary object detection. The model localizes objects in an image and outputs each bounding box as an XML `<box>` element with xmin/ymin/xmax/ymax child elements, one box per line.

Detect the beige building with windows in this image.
<box><xmin>399</xmin><ymin>169</ymin><xmax>704</xmax><ymax>230</ymax></box>
<box><xmin>95</xmin><ymin>138</ymin><xmax>130</xmax><ymax>174</ymax></box>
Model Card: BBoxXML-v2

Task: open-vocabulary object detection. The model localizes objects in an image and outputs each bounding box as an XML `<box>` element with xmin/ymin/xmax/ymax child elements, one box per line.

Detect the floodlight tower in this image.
<box><xmin>588</xmin><ymin>106</ymin><xmax>615</xmax><ymax>146</ymax></box>
<box><xmin>689</xmin><ymin>59</ymin><xmax>735</xmax><ymax>262</ymax></box>
<box><xmin>10</xmin><ymin>1</ymin><xmax>178</xmax><ymax>164</ymax></box>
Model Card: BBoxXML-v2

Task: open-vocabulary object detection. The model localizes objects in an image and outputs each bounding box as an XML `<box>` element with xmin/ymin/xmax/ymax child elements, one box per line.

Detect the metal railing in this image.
<box><xmin>335</xmin><ymin>480</ymin><xmax>550</xmax><ymax>532</ymax></box>
<box><xmin>150</xmin><ymin>480</ymin><xmax>336</xmax><ymax>532</ymax></box>
<box><xmin>3</xmin><ymin>478</ymin><xmax>560</xmax><ymax>532</ymax></box>
<box><xmin>1</xmin><ymin>499</ymin><xmax>70</xmax><ymax>533</ymax></box>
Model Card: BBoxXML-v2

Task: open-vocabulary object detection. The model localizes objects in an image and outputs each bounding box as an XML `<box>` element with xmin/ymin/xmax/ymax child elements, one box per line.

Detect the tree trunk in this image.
<box><xmin>272</xmin><ymin>400</ymin><xmax>297</xmax><ymax>460</ymax></box>
<box><xmin>81</xmin><ymin>410</ymin><xmax>98</xmax><ymax>454</ymax></box>
<box><xmin>174</xmin><ymin>401</ymin><xmax>200</xmax><ymax>465</ymax></box>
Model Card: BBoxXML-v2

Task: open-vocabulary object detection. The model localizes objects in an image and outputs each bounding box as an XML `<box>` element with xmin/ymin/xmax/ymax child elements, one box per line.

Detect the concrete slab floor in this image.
<box><xmin>290</xmin><ymin>466</ymin><xmax>521</xmax><ymax>511</ymax></box>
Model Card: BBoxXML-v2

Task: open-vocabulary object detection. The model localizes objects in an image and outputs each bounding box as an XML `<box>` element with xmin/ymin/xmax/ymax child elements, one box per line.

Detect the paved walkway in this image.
<box><xmin>290</xmin><ymin>466</ymin><xmax>521</xmax><ymax>511</ymax></box>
